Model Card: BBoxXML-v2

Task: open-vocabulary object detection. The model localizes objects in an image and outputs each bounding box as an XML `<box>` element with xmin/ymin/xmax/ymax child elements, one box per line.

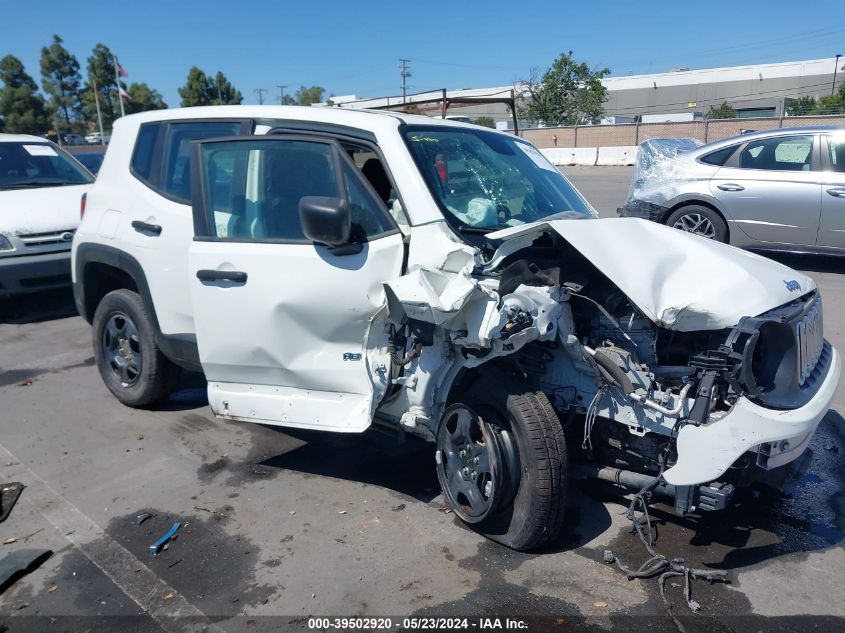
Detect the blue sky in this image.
<box><xmin>1</xmin><ymin>1</ymin><xmax>843</xmax><ymax>107</ymax></box>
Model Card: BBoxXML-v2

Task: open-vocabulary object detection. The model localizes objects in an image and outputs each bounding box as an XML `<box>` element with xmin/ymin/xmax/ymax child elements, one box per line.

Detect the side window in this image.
<box><xmin>739</xmin><ymin>135</ymin><xmax>814</xmax><ymax>172</ymax></box>
<box><xmin>699</xmin><ymin>145</ymin><xmax>738</xmax><ymax>166</ymax></box>
<box><xmin>827</xmin><ymin>136</ymin><xmax>845</xmax><ymax>173</ymax></box>
<box><xmin>161</xmin><ymin>121</ymin><xmax>245</xmax><ymax>202</ymax></box>
<box><xmin>131</xmin><ymin>122</ymin><xmax>161</xmax><ymax>182</ymax></box>
<box><xmin>342</xmin><ymin>161</ymin><xmax>395</xmax><ymax>239</ymax></box>
<box><xmin>201</xmin><ymin>139</ymin><xmax>339</xmax><ymax>241</ymax></box>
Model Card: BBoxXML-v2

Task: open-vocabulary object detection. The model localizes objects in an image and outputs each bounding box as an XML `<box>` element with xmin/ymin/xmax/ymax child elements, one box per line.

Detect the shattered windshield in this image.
<box><xmin>402</xmin><ymin>125</ymin><xmax>595</xmax><ymax>231</ymax></box>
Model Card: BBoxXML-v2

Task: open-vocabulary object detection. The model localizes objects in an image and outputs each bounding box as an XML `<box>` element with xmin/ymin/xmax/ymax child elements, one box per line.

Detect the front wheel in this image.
<box><xmin>665</xmin><ymin>204</ymin><xmax>728</xmax><ymax>242</ymax></box>
<box><xmin>436</xmin><ymin>378</ymin><xmax>567</xmax><ymax>551</ymax></box>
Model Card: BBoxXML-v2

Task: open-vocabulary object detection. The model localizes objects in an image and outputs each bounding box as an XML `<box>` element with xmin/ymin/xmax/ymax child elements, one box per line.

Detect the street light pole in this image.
<box><xmin>833</xmin><ymin>54</ymin><xmax>842</xmax><ymax>96</ymax></box>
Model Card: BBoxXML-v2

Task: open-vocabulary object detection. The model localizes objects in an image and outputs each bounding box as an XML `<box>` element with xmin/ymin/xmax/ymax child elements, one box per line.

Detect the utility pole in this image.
<box><xmin>254</xmin><ymin>88</ymin><xmax>268</xmax><ymax>105</ymax></box>
<box><xmin>833</xmin><ymin>54</ymin><xmax>842</xmax><ymax>96</ymax></box>
<box><xmin>400</xmin><ymin>58</ymin><xmax>411</xmax><ymax>104</ymax></box>
<box><xmin>216</xmin><ymin>75</ymin><xmax>223</xmax><ymax>104</ymax></box>
<box><xmin>276</xmin><ymin>84</ymin><xmax>287</xmax><ymax>105</ymax></box>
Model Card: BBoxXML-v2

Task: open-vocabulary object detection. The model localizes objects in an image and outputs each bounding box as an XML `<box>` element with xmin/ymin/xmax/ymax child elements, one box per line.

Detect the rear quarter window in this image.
<box><xmin>699</xmin><ymin>145</ymin><xmax>738</xmax><ymax>166</ymax></box>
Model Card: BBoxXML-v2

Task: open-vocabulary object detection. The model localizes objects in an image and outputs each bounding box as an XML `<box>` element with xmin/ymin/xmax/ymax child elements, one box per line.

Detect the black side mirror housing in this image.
<box><xmin>299</xmin><ymin>196</ymin><xmax>351</xmax><ymax>247</ymax></box>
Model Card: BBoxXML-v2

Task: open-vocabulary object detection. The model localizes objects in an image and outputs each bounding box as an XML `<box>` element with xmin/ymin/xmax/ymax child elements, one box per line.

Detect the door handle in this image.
<box><xmin>131</xmin><ymin>220</ymin><xmax>162</xmax><ymax>235</ymax></box>
<box><xmin>717</xmin><ymin>183</ymin><xmax>745</xmax><ymax>192</ymax></box>
<box><xmin>196</xmin><ymin>269</ymin><xmax>248</xmax><ymax>283</ymax></box>
<box><xmin>826</xmin><ymin>187</ymin><xmax>845</xmax><ymax>198</ymax></box>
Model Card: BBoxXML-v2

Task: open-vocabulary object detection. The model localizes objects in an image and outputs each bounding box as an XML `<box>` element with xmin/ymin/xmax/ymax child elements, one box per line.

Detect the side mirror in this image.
<box><xmin>299</xmin><ymin>196</ymin><xmax>351</xmax><ymax>247</ymax></box>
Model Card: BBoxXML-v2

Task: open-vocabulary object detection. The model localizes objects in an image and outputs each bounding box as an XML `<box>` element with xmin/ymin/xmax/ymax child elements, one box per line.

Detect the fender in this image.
<box><xmin>74</xmin><ymin>243</ymin><xmax>201</xmax><ymax>371</ymax></box>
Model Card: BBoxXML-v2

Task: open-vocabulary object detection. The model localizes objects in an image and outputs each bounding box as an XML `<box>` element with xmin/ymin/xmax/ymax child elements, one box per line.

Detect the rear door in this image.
<box><xmin>709</xmin><ymin>133</ymin><xmax>821</xmax><ymax>246</ymax></box>
<box><xmin>188</xmin><ymin>135</ymin><xmax>404</xmax><ymax>432</ymax></box>
<box><xmin>818</xmin><ymin>133</ymin><xmax>845</xmax><ymax>250</ymax></box>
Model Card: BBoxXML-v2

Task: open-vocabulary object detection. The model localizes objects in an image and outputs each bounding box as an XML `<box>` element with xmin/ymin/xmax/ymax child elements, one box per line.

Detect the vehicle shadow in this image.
<box><xmin>257</xmin><ymin>427</ymin><xmax>442</xmax><ymax>503</ymax></box>
<box><xmin>0</xmin><ymin>287</ymin><xmax>78</xmax><ymax>324</ymax></box>
<box><xmin>255</xmin><ymin>425</ymin><xmax>615</xmax><ymax>549</ymax></box>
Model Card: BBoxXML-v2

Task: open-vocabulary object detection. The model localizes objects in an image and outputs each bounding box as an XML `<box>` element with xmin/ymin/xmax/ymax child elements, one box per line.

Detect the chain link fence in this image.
<box><xmin>519</xmin><ymin>114</ymin><xmax>845</xmax><ymax>148</ymax></box>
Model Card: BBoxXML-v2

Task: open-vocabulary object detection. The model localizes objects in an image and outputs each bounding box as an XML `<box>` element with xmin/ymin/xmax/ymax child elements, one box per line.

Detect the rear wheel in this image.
<box><xmin>92</xmin><ymin>289</ymin><xmax>179</xmax><ymax>407</ymax></box>
<box><xmin>665</xmin><ymin>204</ymin><xmax>728</xmax><ymax>242</ymax></box>
<box><xmin>436</xmin><ymin>375</ymin><xmax>567</xmax><ymax>551</ymax></box>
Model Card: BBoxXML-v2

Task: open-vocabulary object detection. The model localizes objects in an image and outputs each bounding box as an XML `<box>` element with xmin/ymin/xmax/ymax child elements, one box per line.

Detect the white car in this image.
<box><xmin>72</xmin><ymin>107</ymin><xmax>840</xmax><ymax>551</ymax></box>
<box><xmin>1</xmin><ymin>134</ymin><xmax>94</xmax><ymax>297</ymax></box>
<box><xmin>85</xmin><ymin>132</ymin><xmax>110</xmax><ymax>145</ymax></box>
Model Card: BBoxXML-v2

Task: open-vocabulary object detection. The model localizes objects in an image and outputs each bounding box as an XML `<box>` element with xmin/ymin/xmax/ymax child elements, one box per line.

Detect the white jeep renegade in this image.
<box><xmin>72</xmin><ymin>106</ymin><xmax>840</xmax><ymax>551</ymax></box>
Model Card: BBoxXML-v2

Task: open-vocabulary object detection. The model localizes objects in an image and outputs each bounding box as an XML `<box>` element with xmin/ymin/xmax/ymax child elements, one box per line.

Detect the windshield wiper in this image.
<box><xmin>457</xmin><ymin>225</ymin><xmax>494</xmax><ymax>234</ymax></box>
<box><xmin>1</xmin><ymin>180</ymin><xmax>80</xmax><ymax>189</ymax></box>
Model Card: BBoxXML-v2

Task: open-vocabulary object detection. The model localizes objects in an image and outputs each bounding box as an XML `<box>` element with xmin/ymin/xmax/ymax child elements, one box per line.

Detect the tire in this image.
<box><xmin>92</xmin><ymin>289</ymin><xmax>179</xmax><ymax>407</ymax></box>
<box><xmin>665</xmin><ymin>204</ymin><xmax>728</xmax><ymax>242</ymax></box>
<box><xmin>437</xmin><ymin>373</ymin><xmax>567</xmax><ymax>551</ymax></box>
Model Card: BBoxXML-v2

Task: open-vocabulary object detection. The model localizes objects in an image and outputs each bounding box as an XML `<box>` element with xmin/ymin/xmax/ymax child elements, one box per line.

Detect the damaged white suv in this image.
<box><xmin>73</xmin><ymin>107</ymin><xmax>841</xmax><ymax>551</ymax></box>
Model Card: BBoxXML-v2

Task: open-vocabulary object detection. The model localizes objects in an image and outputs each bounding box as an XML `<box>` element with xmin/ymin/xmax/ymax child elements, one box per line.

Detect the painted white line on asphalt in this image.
<box><xmin>0</xmin><ymin>441</ymin><xmax>224</xmax><ymax>633</ymax></box>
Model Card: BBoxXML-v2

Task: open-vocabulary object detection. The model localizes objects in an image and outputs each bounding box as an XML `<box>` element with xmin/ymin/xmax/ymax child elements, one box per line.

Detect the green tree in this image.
<box><xmin>81</xmin><ymin>44</ymin><xmax>122</xmax><ymax>127</ymax></box>
<box><xmin>179</xmin><ymin>67</ymin><xmax>243</xmax><ymax>106</ymax></box>
<box><xmin>178</xmin><ymin>66</ymin><xmax>212</xmax><ymax>107</ymax></box>
<box><xmin>786</xmin><ymin>96</ymin><xmax>816</xmax><ymax>116</ymax></box>
<box><xmin>706</xmin><ymin>102</ymin><xmax>737</xmax><ymax>119</ymax></box>
<box><xmin>295</xmin><ymin>85</ymin><xmax>325</xmax><ymax>106</ymax></box>
<box><xmin>0</xmin><ymin>55</ymin><xmax>49</xmax><ymax>134</ymax></box>
<box><xmin>124</xmin><ymin>82</ymin><xmax>167</xmax><ymax>114</ymax></box>
<box><xmin>518</xmin><ymin>52</ymin><xmax>609</xmax><ymax>126</ymax></box>
<box><xmin>473</xmin><ymin>116</ymin><xmax>495</xmax><ymax>128</ymax></box>
<box><xmin>39</xmin><ymin>35</ymin><xmax>82</xmax><ymax>129</ymax></box>
<box><xmin>211</xmin><ymin>71</ymin><xmax>242</xmax><ymax>105</ymax></box>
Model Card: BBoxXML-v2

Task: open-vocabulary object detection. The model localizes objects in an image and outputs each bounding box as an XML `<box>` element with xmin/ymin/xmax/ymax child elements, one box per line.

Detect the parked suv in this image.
<box><xmin>1</xmin><ymin>134</ymin><xmax>93</xmax><ymax>297</ymax></box>
<box><xmin>73</xmin><ymin>107</ymin><xmax>840</xmax><ymax>550</ymax></box>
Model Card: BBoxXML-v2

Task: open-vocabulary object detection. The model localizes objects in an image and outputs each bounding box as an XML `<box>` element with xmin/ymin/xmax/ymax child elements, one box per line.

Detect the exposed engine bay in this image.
<box><xmin>378</xmin><ymin>219</ymin><xmax>836</xmax><ymax>517</ymax></box>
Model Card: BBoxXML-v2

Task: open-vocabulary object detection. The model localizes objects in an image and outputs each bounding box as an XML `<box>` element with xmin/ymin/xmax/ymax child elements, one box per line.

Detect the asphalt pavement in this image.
<box><xmin>1</xmin><ymin>167</ymin><xmax>843</xmax><ymax>632</ymax></box>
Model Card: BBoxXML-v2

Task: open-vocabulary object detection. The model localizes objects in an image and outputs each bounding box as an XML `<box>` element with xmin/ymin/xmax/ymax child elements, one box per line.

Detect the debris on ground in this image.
<box><xmin>0</xmin><ymin>549</ymin><xmax>52</xmax><ymax>594</ymax></box>
<box><xmin>136</xmin><ymin>512</ymin><xmax>152</xmax><ymax>526</ymax></box>
<box><xmin>17</xmin><ymin>379</ymin><xmax>32</xmax><ymax>387</ymax></box>
<box><xmin>338</xmin><ymin>510</ymin><xmax>347</xmax><ymax>515</ymax></box>
<box><xmin>149</xmin><ymin>522</ymin><xmax>182</xmax><ymax>556</ymax></box>
<box><xmin>163</xmin><ymin>592</ymin><xmax>174</xmax><ymax>600</ymax></box>
<box><xmin>0</xmin><ymin>483</ymin><xmax>24</xmax><ymax>523</ymax></box>
<box><xmin>47</xmin><ymin>585</ymin><xmax>58</xmax><ymax>593</ymax></box>
<box><xmin>3</xmin><ymin>538</ymin><xmax>16</xmax><ymax>545</ymax></box>
<box><xmin>21</xmin><ymin>528</ymin><xmax>44</xmax><ymax>542</ymax></box>
<box><xmin>604</xmin><ymin>473</ymin><xmax>729</xmax><ymax>616</ymax></box>
<box><xmin>392</xmin><ymin>504</ymin><xmax>406</xmax><ymax>512</ymax></box>
<box><xmin>593</xmin><ymin>601</ymin><xmax>608</xmax><ymax>608</ymax></box>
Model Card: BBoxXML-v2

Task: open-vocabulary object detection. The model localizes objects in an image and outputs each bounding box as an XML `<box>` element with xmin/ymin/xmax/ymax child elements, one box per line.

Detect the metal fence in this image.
<box><xmin>518</xmin><ymin>114</ymin><xmax>845</xmax><ymax>148</ymax></box>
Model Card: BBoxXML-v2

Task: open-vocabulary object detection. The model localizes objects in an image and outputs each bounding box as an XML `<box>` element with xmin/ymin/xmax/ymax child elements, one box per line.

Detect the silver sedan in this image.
<box><xmin>618</xmin><ymin>127</ymin><xmax>845</xmax><ymax>255</ymax></box>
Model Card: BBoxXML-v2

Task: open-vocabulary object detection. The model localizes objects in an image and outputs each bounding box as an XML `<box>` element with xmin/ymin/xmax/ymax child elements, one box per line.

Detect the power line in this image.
<box><xmin>606</xmin><ymin>26</ymin><xmax>845</xmax><ymax>74</ymax></box>
<box><xmin>254</xmin><ymin>87</ymin><xmax>268</xmax><ymax>105</ymax></box>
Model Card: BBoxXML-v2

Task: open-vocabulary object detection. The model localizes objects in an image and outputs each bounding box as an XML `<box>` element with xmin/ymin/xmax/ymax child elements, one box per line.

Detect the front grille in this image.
<box><xmin>19</xmin><ymin>229</ymin><xmax>76</xmax><ymax>247</ymax></box>
<box><xmin>796</xmin><ymin>296</ymin><xmax>823</xmax><ymax>386</ymax></box>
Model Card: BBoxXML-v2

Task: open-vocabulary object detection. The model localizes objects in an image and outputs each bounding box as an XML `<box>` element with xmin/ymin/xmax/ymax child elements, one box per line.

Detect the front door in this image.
<box><xmin>818</xmin><ymin>133</ymin><xmax>845</xmax><ymax>250</ymax></box>
<box><xmin>709</xmin><ymin>133</ymin><xmax>821</xmax><ymax>246</ymax></box>
<box><xmin>188</xmin><ymin>135</ymin><xmax>405</xmax><ymax>432</ymax></box>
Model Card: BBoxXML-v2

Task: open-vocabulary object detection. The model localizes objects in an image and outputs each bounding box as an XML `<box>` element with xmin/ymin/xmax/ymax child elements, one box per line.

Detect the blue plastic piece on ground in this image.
<box><xmin>149</xmin><ymin>522</ymin><xmax>181</xmax><ymax>556</ymax></box>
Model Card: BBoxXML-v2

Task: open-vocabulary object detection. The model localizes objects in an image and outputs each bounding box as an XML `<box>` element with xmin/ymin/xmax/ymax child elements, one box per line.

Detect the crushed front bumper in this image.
<box><xmin>664</xmin><ymin>342</ymin><xmax>841</xmax><ymax>486</ymax></box>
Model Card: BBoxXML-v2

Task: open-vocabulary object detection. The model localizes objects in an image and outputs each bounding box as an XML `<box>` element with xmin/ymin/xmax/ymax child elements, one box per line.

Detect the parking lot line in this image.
<box><xmin>0</xmin><ymin>440</ymin><xmax>222</xmax><ymax>632</ymax></box>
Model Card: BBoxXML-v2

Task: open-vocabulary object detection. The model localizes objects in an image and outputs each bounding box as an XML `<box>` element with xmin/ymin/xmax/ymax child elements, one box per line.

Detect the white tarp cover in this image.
<box><xmin>624</xmin><ymin>138</ymin><xmax>702</xmax><ymax>206</ymax></box>
<box><xmin>488</xmin><ymin>218</ymin><xmax>816</xmax><ymax>331</ymax></box>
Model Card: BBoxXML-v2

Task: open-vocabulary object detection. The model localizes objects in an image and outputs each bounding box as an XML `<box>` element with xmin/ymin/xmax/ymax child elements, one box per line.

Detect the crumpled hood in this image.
<box><xmin>0</xmin><ymin>184</ymin><xmax>89</xmax><ymax>235</ymax></box>
<box><xmin>487</xmin><ymin>218</ymin><xmax>816</xmax><ymax>331</ymax></box>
